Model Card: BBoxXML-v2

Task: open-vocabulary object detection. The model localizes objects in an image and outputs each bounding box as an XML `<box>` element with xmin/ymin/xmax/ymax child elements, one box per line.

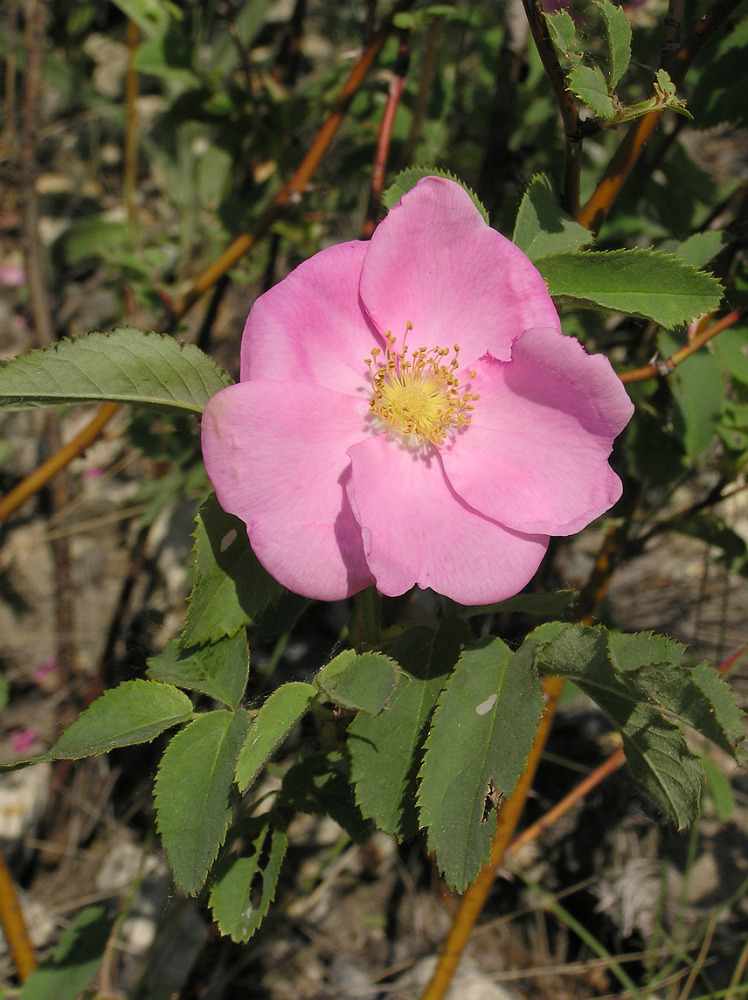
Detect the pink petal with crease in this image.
<box><xmin>360</xmin><ymin>177</ymin><xmax>560</xmax><ymax>364</ymax></box>
<box><xmin>202</xmin><ymin>381</ymin><xmax>374</xmax><ymax>600</ymax></box>
<box><xmin>346</xmin><ymin>434</ymin><xmax>549</xmax><ymax>604</ymax></box>
<box><xmin>441</xmin><ymin>327</ymin><xmax>634</xmax><ymax>535</ymax></box>
<box><xmin>240</xmin><ymin>241</ymin><xmax>377</xmax><ymax>397</ymax></box>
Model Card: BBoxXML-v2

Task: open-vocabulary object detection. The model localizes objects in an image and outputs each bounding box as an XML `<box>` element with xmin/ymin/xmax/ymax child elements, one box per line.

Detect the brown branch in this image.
<box><xmin>506</xmin><ymin>745</ymin><xmax>626</xmax><ymax>858</ymax></box>
<box><xmin>0</xmin><ymin>845</ymin><xmax>36</xmax><ymax>981</ymax></box>
<box><xmin>619</xmin><ymin>307</ymin><xmax>746</xmax><ymax>384</ymax></box>
<box><xmin>579</xmin><ymin>0</ymin><xmax>745</xmax><ymax>234</ymax></box>
<box><xmin>520</xmin><ymin>0</ymin><xmax>581</xmax><ymax>216</ymax></box>
<box><xmin>0</xmin><ymin>403</ymin><xmax>121</xmax><ymax>524</ymax></box>
<box><xmin>360</xmin><ymin>29</ymin><xmax>410</xmax><ymax>239</ymax></box>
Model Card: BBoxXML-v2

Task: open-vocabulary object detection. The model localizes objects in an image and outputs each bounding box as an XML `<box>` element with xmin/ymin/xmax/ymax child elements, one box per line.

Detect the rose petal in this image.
<box><xmin>202</xmin><ymin>381</ymin><xmax>374</xmax><ymax>600</ymax></box>
<box><xmin>240</xmin><ymin>241</ymin><xmax>377</xmax><ymax>398</ymax></box>
<box><xmin>441</xmin><ymin>327</ymin><xmax>634</xmax><ymax>535</ymax></box>
<box><xmin>347</xmin><ymin>434</ymin><xmax>549</xmax><ymax>604</ymax></box>
<box><xmin>360</xmin><ymin>177</ymin><xmax>560</xmax><ymax>365</ymax></box>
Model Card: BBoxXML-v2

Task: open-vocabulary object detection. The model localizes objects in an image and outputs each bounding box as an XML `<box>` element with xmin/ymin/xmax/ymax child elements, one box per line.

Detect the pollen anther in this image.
<box><xmin>365</xmin><ymin>327</ymin><xmax>479</xmax><ymax>445</ymax></box>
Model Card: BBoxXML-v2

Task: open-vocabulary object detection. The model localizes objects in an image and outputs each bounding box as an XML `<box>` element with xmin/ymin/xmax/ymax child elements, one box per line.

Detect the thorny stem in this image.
<box><xmin>520</xmin><ymin>0</ymin><xmax>581</xmax><ymax>216</ymax></box>
<box><xmin>419</xmin><ymin>520</ymin><xmax>631</xmax><ymax>1000</ymax></box>
<box><xmin>578</xmin><ymin>0</ymin><xmax>744</xmax><ymax>233</ymax></box>
<box><xmin>0</xmin><ymin>1</ymin><xmax>415</xmax><ymax>526</ymax></box>
<box><xmin>360</xmin><ymin>29</ymin><xmax>410</xmax><ymax>239</ymax></box>
<box><xmin>619</xmin><ymin>307</ymin><xmax>747</xmax><ymax>384</ymax></box>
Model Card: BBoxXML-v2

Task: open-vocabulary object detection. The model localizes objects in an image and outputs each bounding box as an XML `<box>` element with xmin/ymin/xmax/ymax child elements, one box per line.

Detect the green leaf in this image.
<box><xmin>235</xmin><ymin>682</ymin><xmax>317</xmax><ymax>793</ymax></box>
<box><xmin>512</xmin><ymin>175</ymin><xmax>592</xmax><ymax>260</ymax></box>
<box><xmin>382</xmin><ymin>167</ymin><xmax>490</xmax><ymax>223</ymax></box>
<box><xmin>544</xmin><ymin>10</ymin><xmax>578</xmax><ymax>60</ymax></box>
<box><xmin>659</xmin><ymin>329</ymin><xmax>725</xmax><ymax>457</ymax></box>
<box><xmin>536</xmin><ymin>249</ymin><xmax>723</xmax><ymax>327</ymax></box>
<box><xmin>19</xmin><ymin>906</ymin><xmax>115</xmax><ymax>1000</ymax></box>
<box><xmin>182</xmin><ymin>493</ymin><xmax>283</xmax><ymax>646</ymax></box>
<box><xmin>596</xmin><ymin>0</ymin><xmax>631</xmax><ymax>91</ymax></box>
<box><xmin>607</xmin><ymin>631</ymin><xmax>745</xmax><ymax>762</ymax></box>
<box><xmin>714</xmin><ymin>326</ymin><xmax>748</xmax><ymax>385</ymax></box>
<box><xmin>0</xmin><ymin>329</ymin><xmax>233</xmax><ymax>413</ymax></box>
<box><xmin>699</xmin><ymin>755</ymin><xmax>734</xmax><ymax>822</ymax></box>
<box><xmin>281</xmin><ymin>751</ymin><xmax>372</xmax><ymax>842</ymax></box>
<box><xmin>568</xmin><ymin>65</ymin><xmax>615</xmax><ymax>118</ymax></box>
<box><xmin>662</xmin><ymin>230</ymin><xmax>729</xmax><ymax>269</ymax></box>
<box><xmin>418</xmin><ymin>637</ymin><xmax>545</xmax><ymax>891</ymax></box>
<box><xmin>348</xmin><ymin>619</ymin><xmax>469</xmax><ymax>840</ymax></box>
<box><xmin>209</xmin><ymin>814</ymin><xmax>287</xmax><ymax>943</ymax></box>
<box><xmin>132</xmin><ymin>25</ymin><xmax>201</xmax><ymax>86</ymax></box>
<box><xmin>316</xmin><ymin>650</ymin><xmax>399</xmax><ymax>716</ymax></box>
<box><xmin>147</xmin><ymin>630</ymin><xmax>249</xmax><ymax>710</ymax></box>
<box><xmin>53</xmin><ymin>218</ymin><xmax>130</xmax><ymax>267</ymax></box>
<box><xmin>453</xmin><ymin>589</ymin><xmax>578</xmax><ymax>620</ymax></box>
<box><xmin>108</xmin><ymin>0</ymin><xmax>182</xmax><ymax>39</ymax></box>
<box><xmin>607</xmin><ymin>630</ymin><xmax>686</xmax><ymax>671</ymax></box>
<box><xmin>155</xmin><ymin>708</ymin><xmax>251</xmax><ymax>895</ymax></box>
<box><xmin>49</xmin><ymin>680</ymin><xmax>193</xmax><ymax>760</ymax></box>
<box><xmin>535</xmin><ymin>625</ymin><xmax>705</xmax><ymax>827</ymax></box>
<box><xmin>687</xmin><ymin>18</ymin><xmax>748</xmax><ymax>129</ymax></box>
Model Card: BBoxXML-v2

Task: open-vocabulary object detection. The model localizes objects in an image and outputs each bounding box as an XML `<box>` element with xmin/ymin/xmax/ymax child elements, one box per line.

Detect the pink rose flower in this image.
<box><xmin>202</xmin><ymin>177</ymin><xmax>634</xmax><ymax>605</ymax></box>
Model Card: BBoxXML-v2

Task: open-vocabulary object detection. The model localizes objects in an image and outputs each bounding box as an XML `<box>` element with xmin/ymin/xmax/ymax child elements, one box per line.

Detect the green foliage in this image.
<box><xmin>545</xmin><ymin>4</ymin><xmax>689</xmax><ymax>124</ymax></box>
<box><xmin>316</xmin><ymin>650</ymin><xmax>399</xmax><ymax>715</ymax></box>
<box><xmin>418</xmin><ymin>636</ymin><xmax>545</xmax><ymax>891</ymax></box>
<box><xmin>183</xmin><ymin>493</ymin><xmax>283</xmax><ymax>647</ymax></box>
<box><xmin>0</xmin><ymin>329</ymin><xmax>233</xmax><ymax>414</ymax></box>
<box><xmin>147</xmin><ymin>630</ymin><xmax>250</xmax><ymax>710</ymax></box>
<box><xmin>536</xmin><ymin>249</ymin><xmax>723</xmax><ymax>327</ymax></box>
<box><xmin>50</xmin><ymin>680</ymin><xmax>193</xmax><ymax>760</ymax></box>
<box><xmin>382</xmin><ymin>167</ymin><xmax>490</xmax><ymax>223</ymax></box>
<box><xmin>209</xmin><ymin>813</ymin><xmax>288</xmax><ymax>943</ymax></box>
<box><xmin>535</xmin><ymin>625</ymin><xmax>746</xmax><ymax>826</ymax></box>
<box><xmin>349</xmin><ymin>618</ymin><xmax>469</xmax><ymax>839</ymax></box>
<box><xmin>512</xmin><ymin>174</ymin><xmax>592</xmax><ymax>259</ymax></box>
<box><xmin>19</xmin><ymin>906</ymin><xmax>115</xmax><ymax>1000</ymax></box>
<box><xmin>688</xmin><ymin>17</ymin><xmax>748</xmax><ymax>129</ymax></box>
<box><xmin>235</xmin><ymin>682</ymin><xmax>317</xmax><ymax>793</ymax></box>
<box><xmin>281</xmin><ymin>751</ymin><xmax>372</xmax><ymax>842</ymax></box>
<box><xmin>659</xmin><ymin>329</ymin><xmax>725</xmax><ymax>458</ymax></box>
<box><xmin>154</xmin><ymin>708</ymin><xmax>251</xmax><ymax>895</ymax></box>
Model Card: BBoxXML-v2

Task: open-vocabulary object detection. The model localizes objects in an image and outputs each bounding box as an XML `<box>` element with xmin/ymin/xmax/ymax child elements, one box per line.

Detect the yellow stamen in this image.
<box><xmin>365</xmin><ymin>324</ymin><xmax>479</xmax><ymax>446</ymax></box>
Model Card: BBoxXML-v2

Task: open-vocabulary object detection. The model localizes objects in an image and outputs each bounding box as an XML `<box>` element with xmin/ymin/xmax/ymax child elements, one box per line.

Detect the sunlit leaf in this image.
<box><xmin>0</xmin><ymin>329</ymin><xmax>232</xmax><ymax>413</ymax></box>
<box><xmin>537</xmin><ymin>249</ymin><xmax>723</xmax><ymax>327</ymax></box>
<box><xmin>155</xmin><ymin>708</ymin><xmax>251</xmax><ymax>895</ymax></box>
<box><xmin>418</xmin><ymin>637</ymin><xmax>544</xmax><ymax>891</ymax></box>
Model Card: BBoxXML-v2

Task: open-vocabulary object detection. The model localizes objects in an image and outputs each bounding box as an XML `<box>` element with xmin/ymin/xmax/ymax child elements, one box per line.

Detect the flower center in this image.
<box><xmin>365</xmin><ymin>324</ymin><xmax>479</xmax><ymax>446</ymax></box>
